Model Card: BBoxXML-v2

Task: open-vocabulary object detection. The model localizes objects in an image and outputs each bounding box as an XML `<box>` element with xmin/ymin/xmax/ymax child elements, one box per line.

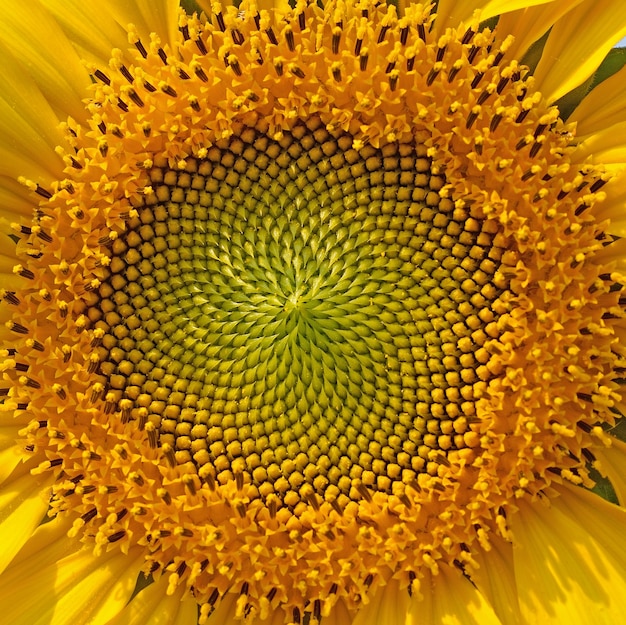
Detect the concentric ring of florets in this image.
<box><xmin>2</xmin><ymin>1</ymin><xmax>626</xmax><ymax>621</ymax></box>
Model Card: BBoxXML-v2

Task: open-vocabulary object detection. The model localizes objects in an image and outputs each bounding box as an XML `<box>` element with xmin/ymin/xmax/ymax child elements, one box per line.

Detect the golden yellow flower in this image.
<box><xmin>2</xmin><ymin>0</ymin><xmax>626</xmax><ymax>623</ymax></box>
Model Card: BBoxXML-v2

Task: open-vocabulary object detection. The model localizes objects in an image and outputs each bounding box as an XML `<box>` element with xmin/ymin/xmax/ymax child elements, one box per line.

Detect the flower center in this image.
<box><xmin>95</xmin><ymin>120</ymin><xmax>506</xmax><ymax>510</ymax></box>
<box><xmin>2</xmin><ymin>1</ymin><xmax>623</xmax><ymax>622</ymax></box>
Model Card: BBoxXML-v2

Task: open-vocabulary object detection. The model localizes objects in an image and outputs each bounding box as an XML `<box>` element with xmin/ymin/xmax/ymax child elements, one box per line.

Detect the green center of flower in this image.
<box><xmin>95</xmin><ymin>118</ymin><xmax>506</xmax><ymax>508</ymax></box>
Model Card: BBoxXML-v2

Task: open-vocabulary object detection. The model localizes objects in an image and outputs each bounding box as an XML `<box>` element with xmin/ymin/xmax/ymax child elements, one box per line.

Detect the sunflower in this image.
<box><xmin>2</xmin><ymin>0</ymin><xmax>626</xmax><ymax>623</ymax></box>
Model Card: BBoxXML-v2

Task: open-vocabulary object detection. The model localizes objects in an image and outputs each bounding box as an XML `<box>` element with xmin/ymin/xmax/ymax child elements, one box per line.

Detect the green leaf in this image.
<box><xmin>181</xmin><ymin>0</ymin><xmax>201</xmax><ymax>14</ymax></box>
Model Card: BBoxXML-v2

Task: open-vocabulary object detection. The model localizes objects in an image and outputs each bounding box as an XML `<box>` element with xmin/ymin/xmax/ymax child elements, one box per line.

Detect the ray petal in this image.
<box><xmin>40</xmin><ymin>0</ymin><xmax>132</xmax><ymax>67</ymax></box>
<box><xmin>99</xmin><ymin>0</ymin><xmax>182</xmax><ymax>53</ymax></box>
<box><xmin>469</xmin><ymin>535</ymin><xmax>523</xmax><ymax>625</ymax></box>
<box><xmin>0</xmin><ymin>515</ymin><xmax>145</xmax><ymax>625</ymax></box>
<box><xmin>352</xmin><ymin>567</ymin><xmax>503</xmax><ymax>625</ymax></box>
<box><xmin>512</xmin><ymin>484</ymin><xmax>626</xmax><ymax>625</ymax></box>
<box><xmin>533</xmin><ymin>0</ymin><xmax>626</xmax><ymax>103</ymax></box>
<box><xmin>431</xmin><ymin>0</ymin><xmax>556</xmax><ymax>32</ymax></box>
<box><xmin>0</xmin><ymin>0</ymin><xmax>92</xmax><ymax>123</ymax></box>
<box><xmin>353</xmin><ymin>580</ymin><xmax>411</xmax><ymax>625</ymax></box>
<box><xmin>493</xmin><ymin>0</ymin><xmax>585</xmax><ymax>61</ymax></box>
<box><xmin>0</xmin><ymin>41</ymin><xmax>66</xmax><ymax>184</ymax></box>
<box><xmin>569</xmin><ymin>63</ymin><xmax>626</xmax><ymax>137</ymax></box>
<box><xmin>572</xmin><ymin>120</ymin><xmax>626</xmax><ymax>167</ymax></box>
<box><xmin>104</xmin><ymin>576</ymin><xmax>198</xmax><ymax>625</ymax></box>
<box><xmin>0</xmin><ymin>422</ymin><xmax>28</xmax><ymax>487</ymax></box>
<box><xmin>0</xmin><ymin>461</ymin><xmax>53</xmax><ymax>576</ymax></box>
<box><xmin>405</xmin><ymin>566</ymin><xmax>504</xmax><ymax>625</ymax></box>
<box><xmin>593</xmin><ymin>437</ymin><xmax>626</xmax><ymax>506</ymax></box>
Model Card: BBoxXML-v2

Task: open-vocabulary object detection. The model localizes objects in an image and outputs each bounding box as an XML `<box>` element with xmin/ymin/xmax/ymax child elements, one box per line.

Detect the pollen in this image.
<box><xmin>1</xmin><ymin>1</ymin><xmax>624</xmax><ymax>623</ymax></box>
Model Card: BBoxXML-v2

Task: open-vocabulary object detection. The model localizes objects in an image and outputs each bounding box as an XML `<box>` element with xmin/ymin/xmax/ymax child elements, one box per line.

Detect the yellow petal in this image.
<box><xmin>40</xmin><ymin>0</ymin><xmax>131</xmax><ymax>67</ymax></box>
<box><xmin>570</xmin><ymin>63</ymin><xmax>626</xmax><ymax>137</ymax></box>
<box><xmin>573</xmin><ymin>120</ymin><xmax>626</xmax><ymax>166</ymax></box>
<box><xmin>0</xmin><ymin>175</ymin><xmax>38</xmax><ymax>220</ymax></box>
<box><xmin>533</xmin><ymin>0</ymin><xmax>626</xmax><ymax>103</ymax></box>
<box><xmin>204</xmin><ymin>593</ymin><xmax>238</xmax><ymax>624</ymax></box>
<box><xmin>0</xmin><ymin>40</ymin><xmax>65</xmax><ymax>183</ymax></box>
<box><xmin>353</xmin><ymin>567</ymin><xmax>503</xmax><ymax>625</ymax></box>
<box><xmin>417</xmin><ymin>565</ymin><xmax>504</xmax><ymax>625</ymax></box>
<box><xmin>469</xmin><ymin>535</ymin><xmax>523</xmax><ymax>625</ymax></box>
<box><xmin>353</xmin><ymin>579</ymin><xmax>411</xmax><ymax>625</ymax></box>
<box><xmin>98</xmin><ymin>0</ymin><xmax>182</xmax><ymax>52</ymax></box>
<box><xmin>493</xmin><ymin>0</ymin><xmax>585</xmax><ymax>62</ymax></box>
<box><xmin>593</xmin><ymin>437</ymin><xmax>626</xmax><ymax>506</ymax></box>
<box><xmin>104</xmin><ymin>576</ymin><xmax>198</xmax><ymax>625</ymax></box>
<box><xmin>512</xmin><ymin>483</ymin><xmax>626</xmax><ymax>624</ymax></box>
<box><xmin>0</xmin><ymin>0</ymin><xmax>92</xmax><ymax>123</ymax></box>
<box><xmin>592</xmin><ymin>170</ymin><xmax>626</xmax><ymax>235</ymax></box>
<box><xmin>432</xmin><ymin>0</ymin><xmax>556</xmax><ymax>32</ymax></box>
<box><xmin>0</xmin><ymin>423</ymin><xmax>27</xmax><ymax>487</ymax></box>
<box><xmin>0</xmin><ymin>460</ymin><xmax>53</xmax><ymax>576</ymax></box>
<box><xmin>0</xmin><ymin>515</ymin><xmax>145</xmax><ymax>625</ymax></box>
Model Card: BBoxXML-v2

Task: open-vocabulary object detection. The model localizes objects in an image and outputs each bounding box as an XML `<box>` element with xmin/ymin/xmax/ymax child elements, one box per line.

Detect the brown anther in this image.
<box><xmin>195</xmin><ymin>37</ymin><xmax>208</xmax><ymax>55</ymax></box>
<box><xmin>266</xmin><ymin>27</ymin><xmax>278</xmax><ymax>45</ymax></box>
<box><xmin>134</xmin><ymin>39</ymin><xmax>148</xmax><ymax>58</ymax></box>
<box><xmin>357</xmin><ymin>482</ymin><xmax>372</xmax><ymax>502</ymax></box>
<box><xmin>204</xmin><ymin>472</ymin><xmax>216</xmax><ymax>491</ymax></box>
<box><xmin>215</xmin><ymin>11</ymin><xmax>226</xmax><ymax>32</ymax></box>
<box><xmin>160</xmin><ymin>83</ymin><xmax>177</xmax><ymax>97</ymax></box>
<box><xmin>466</xmin><ymin>110</ymin><xmax>479</xmax><ymax>129</ymax></box>
<box><xmin>163</xmin><ymin>444</ymin><xmax>177</xmax><ymax>467</ymax></box>
<box><xmin>131</xmin><ymin>472</ymin><xmax>145</xmax><ymax>486</ymax></box>
<box><xmin>159</xmin><ymin>488</ymin><xmax>172</xmax><ymax>505</ymax></box>
<box><xmin>108</xmin><ymin>530</ymin><xmax>126</xmax><ymax>543</ymax></box>
<box><xmin>128</xmin><ymin>89</ymin><xmax>144</xmax><ymax>107</ymax></box>
<box><xmin>290</xmin><ymin>65</ymin><xmax>305</xmax><ymax>79</ymax></box>
<box><xmin>447</xmin><ymin>66</ymin><xmax>461</xmax><ymax>82</ymax></box>
<box><xmin>15</xmin><ymin>266</ymin><xmax>35</xmax><ymax>280</ymax></box>
<box><xmin>194</xmin><ymin>66</ymin><xmax>208</xmax><ymax>82</ymax></box>
<box><xmin>2</xmin><ymin>291</ymin><xmax>19</xmax><ymax>305</ymax></box>
<box><xmin>183</xmin><ymin>475</ymin><xmax>197</xmax><ymax>496</ymax></box>
<box><xmin>470</xmin><ymin>72</ymin><xmax>484</xmax><ymax>89</ymax></box>
<box><xmin>377</xmin><ymin>25</ymin><xmax>389</xmax><ymax>44</ymax></box>
<box><xmin>94</xmin><ymin>69</ymin><xmax>111</xmax><ymax>85</ymax></box>
<box><xmin>426</xmin><ymin>68</ymin><xmax>440</xmax><ymax>86</ymax></box>
<box><xmin>7</xmin><ymin>321</ymin><xmax>28</xmax><ymax>334</ymax></box>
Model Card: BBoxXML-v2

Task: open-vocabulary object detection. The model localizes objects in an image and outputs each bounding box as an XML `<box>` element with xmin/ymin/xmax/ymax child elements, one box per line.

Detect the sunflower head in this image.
<box><xmin>2</xmin><ymin>1</ymin><xmax>626</xmax><ymax>624</ymax></box>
